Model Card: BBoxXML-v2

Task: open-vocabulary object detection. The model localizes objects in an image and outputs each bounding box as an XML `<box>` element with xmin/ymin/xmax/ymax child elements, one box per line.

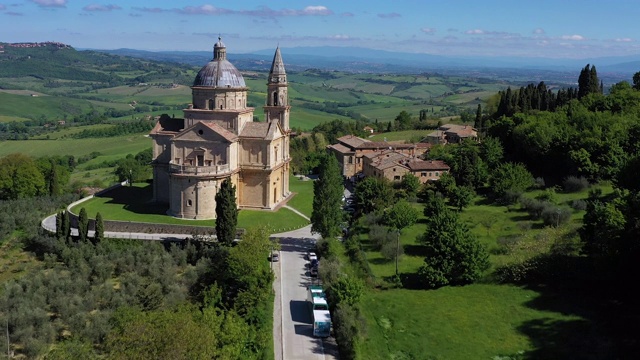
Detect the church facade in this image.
<box><xmin>149</xmin><ymin>38</ymin><xmax>291</xmax><ymax>219</ymax></box>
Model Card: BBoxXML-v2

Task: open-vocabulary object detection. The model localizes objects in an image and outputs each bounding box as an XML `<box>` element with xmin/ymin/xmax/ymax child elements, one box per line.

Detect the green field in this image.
<box><xmin>357</xmin><ymin>183</ymin><xmax>615</xmax><ymax>359</ymax></box>
<box><xmin>0</xmin><ymin>133</ymin><xmax>150</xmax><ymax>158</ymax></box>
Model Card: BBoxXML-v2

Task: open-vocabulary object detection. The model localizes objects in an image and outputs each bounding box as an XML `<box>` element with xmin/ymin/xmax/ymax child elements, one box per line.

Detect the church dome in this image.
<box><xmin>193</xmin><ymin>38</ymin><xmax>246</xmax><ymax>88</ymax></box>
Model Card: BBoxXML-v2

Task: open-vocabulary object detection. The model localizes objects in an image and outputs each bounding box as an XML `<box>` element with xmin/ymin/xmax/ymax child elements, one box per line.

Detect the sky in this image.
<box><xmin>2</xmin><ymin>0</ymin><xmax>640</xmax><ymax>59</ymax></box>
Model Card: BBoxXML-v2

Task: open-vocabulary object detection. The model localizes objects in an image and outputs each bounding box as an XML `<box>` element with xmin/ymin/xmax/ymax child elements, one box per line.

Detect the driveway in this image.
<box><xmin>272</xmin><ymin>225</ymin><xmax>339</xmax><ymax>360</ymax></box>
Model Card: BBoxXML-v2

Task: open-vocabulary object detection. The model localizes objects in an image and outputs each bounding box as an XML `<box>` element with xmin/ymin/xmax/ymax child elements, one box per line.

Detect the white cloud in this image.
<box><xmin>177</xmin><ymin>5</ymin><xmax>229</xmax><ymax>15</ymax></box>
<box><xmin>560</xmin><ymin>34</ymin><xmax>585</xmax><ymax>41</ymax></box>
<box><xmin>30</xmin><ymin>0</ymin><xmax>67</xmax><ymax>8</ymax></box>
<box><xmin>328</xmin><ymin>34</ymin><xmax>350</xmax><ymax>40</ymax></box>
<box><xmin>465</xmin><ymin>29</ymin><xmax>485</xmax><ymax>35</ymax></box>
<box><xmin>533</xmin><ymin>28</ymin><xmax>545</xmax><ymax>35</ymax></box>
<box><xmin>614</xmin><ymin>38</ymin><xmax>633</xmax><ymax>42</ymax></box>
<box><xmin>421</xmin><ymin>27</ymin><xmax>436</xmax><ymax>35</ymax></box>
<box><xmin>378</xmin><ymin>12</ymin><xmax>401</xmax><ymax>19</ymax></box>
<box><xmin>83</xmin><ymin>4</ymin><xmax>121</xmax><ymax>12</ymax></box>
<box><xmin>301</xmin><ymin>5</ymin><xmax>332</xmax><ymax>15</ymax></box>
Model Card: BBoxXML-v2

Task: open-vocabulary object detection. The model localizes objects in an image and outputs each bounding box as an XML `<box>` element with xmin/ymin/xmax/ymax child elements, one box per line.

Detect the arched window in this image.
<box><xmin>273</xmin><ymin>92</ymin><xmax>278</xmax><ymax>106</ymax></box>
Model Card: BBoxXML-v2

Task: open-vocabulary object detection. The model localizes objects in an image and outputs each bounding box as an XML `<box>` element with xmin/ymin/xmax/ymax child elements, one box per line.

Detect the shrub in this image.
<box><xmin>541</xmin><ymin>207</ymin><xmax>572</xmax><ymax>227</ymax></box>
<box><xmin>332</xmin><ymin>303</ymin><xmax>366</xmax><ymax>360</ymax></box>
<box><xmin>570</xmin><ymin>199</ymin><xmax>587</xmax><ymax>211</ymax></box>
<box><xmin>563</xmin><ymin>175</ymin><xmax>590</xmax><ymax>192</ymax></box>
<box><xmin>535</xmin><ymin>188</ymin><xmax>557</xmax><ymax>204</ymax></box>
<box><xmin>534</xmin><ymin>177</ymin><xmax>546</xmax><ymax>188</ymax></box>
<box><xmin>380</xmin><ymin>239</ymin><xmax>403</xmax><ymax>261</ymax></box>
<box><xmin>368</xmin><ymin>225</ymin><xmax>395</xmax><ymax>250</ymax></box>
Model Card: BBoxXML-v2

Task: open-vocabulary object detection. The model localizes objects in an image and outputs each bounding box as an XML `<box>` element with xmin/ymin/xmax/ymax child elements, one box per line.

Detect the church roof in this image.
<box><xmin>193</xmin><ymin>38</ymin><xmax>246</xmax><ymax>88</ymax></box>
<box><xmin>201</xmin><ymin>122</ymin><xmax>238</xmax><ymax>142</ymax></box>
<box><xmin>269</xmin><ymin>47</ymin><xmax>286</xmax><ymax>76</ymax></box>
<box><xmin>240</xmin><ymin>122</ymin><xmax>270</xmax><ymax>138</ymax></box>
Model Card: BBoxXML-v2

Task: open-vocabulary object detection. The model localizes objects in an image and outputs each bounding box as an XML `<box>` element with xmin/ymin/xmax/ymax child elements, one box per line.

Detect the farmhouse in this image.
<box><xmin>149</xmin><ymin>38</ymin><xmax>291</xmax><ymax>219</ymax></box>
<box><xmin>362</xmin><ymin>150</ymin><xmax>450</xmax><ymax>183</ymax></box>
<box><xmin>423</xmin><ymin>123</ymin><xmax>478</xmax><ymax>145</ymax></box>
<box><xmin>328</xmin><ymin>134</ymin><xmax>430</xmax><ymax>180</ymax></box>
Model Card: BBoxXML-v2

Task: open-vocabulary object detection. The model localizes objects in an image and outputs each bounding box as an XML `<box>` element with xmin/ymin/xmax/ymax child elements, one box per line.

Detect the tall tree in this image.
<box><xmin>393</xmin><ymin>110</ymin><xmax>413</xmax><ymax>131</ymax></box>
<box><xmin>78</xmin><ymin>207</ymin><xmax>89</xmax><ymax>242</ymax></box>
<box><xmin>0</xmin><ymin>153</ymin><xmax>46</xmax><ymax>200</ymax></box>
<box><xmin>63</xmin><ymin>210</ymin><xmax>71</xmax><ymax>240</ymax></box>
<box><xmin>311</xmin><ymin>153</ymin><xmax>344</xmax><ymax>239</ymax></box>
<box><xmin>417</xmin><ymin>208</ymin><xmax>490</xmax><ymax>288</ymax></box>
<box><xmin>353</xmin><ymin>176</ymin><xmax>394</xmax><ymax>215</ymax></box>
<box><xmin>215</xmin><ymin>178</ymin><xmax>238</xmax><ymax>246</ymax></box>
<box><xmin>633</xmin><ymin>71</ymin><xmax>640</xmax><ymax>90</ymax></box>
<box><xmin>578</xmin><ymin>64</ymin><xmax>601</xmax><ymax>98</ymax></box>
<box><xmin>56</xmin><ymin>210</ymin><xmax>64</xmax><ymax>239</ymax></box>
<box><xmin>384</xmin><ymin>200</ymin><xmax>419</xmax><ymax>276</ymax></box>
<box><xmin>94</xmin><ymin>212</ymin><xmax>104</xmax><ymax>243</ymax></box>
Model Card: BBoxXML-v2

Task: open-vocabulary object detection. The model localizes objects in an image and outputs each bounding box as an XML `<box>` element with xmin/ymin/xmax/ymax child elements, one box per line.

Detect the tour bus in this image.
<box><xmin>307</xmin><ymin>285</ymin><xmax>331</xmax><ymax>337</ymax></box>
<box><xmin>312</xmin><ymin>310</ymin><xmax>332</xmax><ymax>337</ymax></box>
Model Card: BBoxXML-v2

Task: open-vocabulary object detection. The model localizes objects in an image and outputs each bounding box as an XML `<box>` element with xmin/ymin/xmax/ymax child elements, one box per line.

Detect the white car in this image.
<box><xmin>308</xmin><ymin>252</ymin><xmax>318</xmax><ymax>262</ymax></box>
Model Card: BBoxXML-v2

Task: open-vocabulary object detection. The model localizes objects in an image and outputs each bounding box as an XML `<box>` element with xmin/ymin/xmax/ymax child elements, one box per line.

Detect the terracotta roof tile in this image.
<box><xmin>201</xmin><ymin>122</ymin><xmax>238</xmax><ymax>141</ymax></box>
<box><xmin>240</xmin><ymin>122</ymin><xmax>270</xmax><ymax>138</ymax></box>
<box><xmin>406</xmin><ymin>159</ymin><xmax>450</xmax><ymax>171</ymax></box>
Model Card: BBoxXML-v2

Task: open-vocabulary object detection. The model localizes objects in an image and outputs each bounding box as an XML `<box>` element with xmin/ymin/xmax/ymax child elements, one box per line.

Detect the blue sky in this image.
<box><xmin>2</xmin><ymin>0</ymin><xmax>640</xmax><ymax>59</ymax></box>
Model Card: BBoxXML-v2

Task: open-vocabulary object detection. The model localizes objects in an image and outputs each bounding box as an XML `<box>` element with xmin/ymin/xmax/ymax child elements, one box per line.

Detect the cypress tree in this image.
<box><xmin>49</xmin><ymin>159</ymin><xmax>59</xmax><ymax>196</ymax></box>
<box><xmin>78</xmin><ymin>207</ymin><xmax>89</xmax><ymax>242</ymax></box>
<box><xmin>56</xmin><ymin>210</ymin><xmax>64</xmax><ymax>238</ymax></box>
<box><xmin>63</xmin><ymin>210</ymin><xmax>70</xmax><ymax>240</ymax></box>
<box><xmin>474</xmin><ymin>104</ymin><xmax>482</xmax><ymax>129</ymax></box>
<box><xmin>215</xmin><ymin>178</ymin><xmax>238</xmax><ymax>246</ymax></box>
<box><xmin>95</xmin><ymin>212</ymin><xmax>104</xmax><ymax>243</ymax></box>
<box><xmin>311</xmin><ymin>153</ymin><xmax>344</xmax><ymax>239</ymax></box>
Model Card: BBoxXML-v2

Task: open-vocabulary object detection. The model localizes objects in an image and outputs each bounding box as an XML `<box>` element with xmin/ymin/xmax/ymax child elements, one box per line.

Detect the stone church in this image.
<box><xmin>149</xmin><ymin>38</ymin><xmax>291</xmax><ymax>219</ymax></box>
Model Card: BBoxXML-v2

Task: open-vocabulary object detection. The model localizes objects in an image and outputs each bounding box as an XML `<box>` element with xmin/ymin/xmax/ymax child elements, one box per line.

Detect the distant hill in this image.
<box><xmin>0</xmin><ymin>42</ymin><xmax>194</xmax><ymax>84</ymax></box>
<box><xmin>92</xmin><ymin>45</ymin><xmax>638</xmax><ymax>86</ymax></box>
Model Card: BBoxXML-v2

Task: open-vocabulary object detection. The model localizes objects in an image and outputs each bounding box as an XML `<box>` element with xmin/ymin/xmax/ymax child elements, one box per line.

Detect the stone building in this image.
<box><xmin>149</xmin><ymin>38</ymin><xmax>291</xmax><ymax>219</ymax></box>
<box><xmin>362</xmin><ymin>150</ymin><xmax>450</xmax><ymax>184</ymax></box>
<box><xmin>327</xmin><ymin>134</ymin><xmax>430</xmax><ymax>179</ymax></box>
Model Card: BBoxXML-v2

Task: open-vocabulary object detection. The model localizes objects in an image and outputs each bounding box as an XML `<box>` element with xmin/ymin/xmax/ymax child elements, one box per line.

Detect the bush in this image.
<box><xmin>570</xmin><ymin>199</ymin><xmax>587</xmax><ymax>211</ymax></box>
<box><xmin>535</xmin><ymin>188</ymin><xmax>557</xmax><ymax>204</ymax></box>
<box><xmin>519</xmin><ymin>196</ymin><xmax>552</xmax><ymax>220</ymax></box>
<box><xmin>534</xmin><ymin>177</ymin><xmax>546</xmax><ymax>188</ymax></box>
<box><xmin>380</xmin><ymin>239</ymin><xmax>403</xmax><ymax>261</ymax></box>
<box><xmin>368</xmin><ymin>225</ymin><xmax>395</xmax><ymax>250</ymax></box>
<box><xmin>332</xmin><ymin>303</ymin><xmax>366</xmax><ymax>360</ymax></box>
<box><xmin>563</xmin><ymin>175</ymin><xmax>590</xmax><ymax>192</ymax></box>
<box><xmin>541</xmin><ymin>206</ymin><xmax>572</xmax><ymax>227</ymax></box>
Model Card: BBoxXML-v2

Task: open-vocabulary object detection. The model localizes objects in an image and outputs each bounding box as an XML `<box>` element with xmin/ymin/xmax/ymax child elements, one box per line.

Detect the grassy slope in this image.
<box><xmin>359</xmin><ymin>184</ymin><xmax>614</xmax><ymax>359</ymax></box>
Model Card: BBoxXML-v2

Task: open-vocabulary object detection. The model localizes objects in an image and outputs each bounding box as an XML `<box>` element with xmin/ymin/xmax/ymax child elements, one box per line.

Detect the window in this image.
<box><xmin>421</xmin><ymin>172</ymin><xmax>427</xmax><ymax>177</ymax></box>
<box><xmin>187</xmin><ymin>199</ymin><xmax>192</xmax><ymax>207</ymax></box>
<box><xmin>394</xmin><ymin>176</ymin><xmax>400</xmax><ymax>181</ymax></box>
<box><xmin>197</xmin><ymin>155</ymin><xmax>204</xmax><ymax>166</ymax></box>
<box><xmin>348</xmin><ymin>156</ymin><xmax>353</xmax><ymax>164</ymax></box>
<box><xmin>435</xmin><ymin>172</ymin><xmax>439</xmax><ymax>176</ymax></box>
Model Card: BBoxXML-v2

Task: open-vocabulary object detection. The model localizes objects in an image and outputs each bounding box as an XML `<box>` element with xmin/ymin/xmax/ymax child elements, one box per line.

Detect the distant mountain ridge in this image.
<box><xmin>94</xmin><ymin>45</ymin><xmax>640</xmax><ymax>74</ymax></box>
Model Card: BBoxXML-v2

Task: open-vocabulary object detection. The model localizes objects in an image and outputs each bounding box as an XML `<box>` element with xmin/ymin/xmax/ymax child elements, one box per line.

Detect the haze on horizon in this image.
<box><xmin>2</xmin><ymin>0</ymin><xmax>639</xmax><ymax>60</ymax></box>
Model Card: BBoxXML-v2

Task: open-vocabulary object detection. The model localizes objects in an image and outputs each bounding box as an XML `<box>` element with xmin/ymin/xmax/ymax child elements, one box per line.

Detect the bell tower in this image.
<box><xmin>264</xmin><ymin>47</ymin><xmax>290</xmax><ymax>132</ymax></box>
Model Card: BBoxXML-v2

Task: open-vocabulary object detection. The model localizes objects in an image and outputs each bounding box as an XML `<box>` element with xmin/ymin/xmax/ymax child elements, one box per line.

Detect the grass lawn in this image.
<box><xmin>357</xmin><ymin>183</ymin><xmax>617</xmax><ymax>359</ymax></box>
<box><xmin>361</xmin><ymin>285</ymin><xmax>586</xmax><ymax>360</ymax></box>
<box><xmin>287</xmin><ymin>175</ymin><xmax>315</xmax><ymax>218</ymax></box>
<box><xmin>0</xmin><ymin>134</ymin><xmax>150</xmax><ymax>158</ymax></box>
<box><xmin>71</xmin><ymin>182</ymin><xmax>310</xmax><ymax>233</ymax></box>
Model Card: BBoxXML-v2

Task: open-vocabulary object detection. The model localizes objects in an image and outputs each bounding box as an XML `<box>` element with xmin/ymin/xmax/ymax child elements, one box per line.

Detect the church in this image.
<box><xmin>149</xmin><ymin>38</ymin><xmax>291</xmax><ymax>219</ymax></box>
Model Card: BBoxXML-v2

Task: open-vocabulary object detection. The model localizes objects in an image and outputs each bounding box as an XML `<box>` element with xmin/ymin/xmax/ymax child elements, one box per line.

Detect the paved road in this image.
<box><xmin>42</xmin><ymin>211</ymin><xmax>339</xmax><ymax>359</ymax></box>
<box><xmin>272</xmin><ymin>227</ymin><xmax>339</xmax><ymax>360</ymax></box>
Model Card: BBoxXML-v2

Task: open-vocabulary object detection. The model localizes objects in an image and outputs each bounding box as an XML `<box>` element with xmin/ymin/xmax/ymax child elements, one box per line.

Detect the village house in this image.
<box><xmin>328</xmin><ymin>134</ymin><xmax>430</xmax><ymax>180</ymax></box>
<box><xmin>362</xmin><ymin>149</ymin><xmax>450</xmax><ymax>184</ymax></box>
<box><xmin>423</xmin><ymin>123</ymin><xmax>478</xmax><ymax>145</ymax></box>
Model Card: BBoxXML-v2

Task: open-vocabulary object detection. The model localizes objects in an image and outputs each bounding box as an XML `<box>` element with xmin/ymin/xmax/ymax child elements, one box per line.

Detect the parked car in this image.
<box><xmin>269</xmin><ymin>251</ymin><xmax>279</xmax><ymax>262</ymax></box>
<box><xmin>310</xmin><ymin>266</ymin><xmax>318</xmax><ymax>277</ymax></box>
<box><xmin>307</xmin><ymin>250</ymin><xmax>317</xmax><ymax>261</ymax></box>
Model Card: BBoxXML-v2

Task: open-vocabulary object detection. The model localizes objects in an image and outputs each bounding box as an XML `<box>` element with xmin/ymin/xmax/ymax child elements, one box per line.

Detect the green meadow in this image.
<box><xmin>357</xmin><ymin>183</ymin><xmax>616</xmax><ymax>359</ymax></box>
